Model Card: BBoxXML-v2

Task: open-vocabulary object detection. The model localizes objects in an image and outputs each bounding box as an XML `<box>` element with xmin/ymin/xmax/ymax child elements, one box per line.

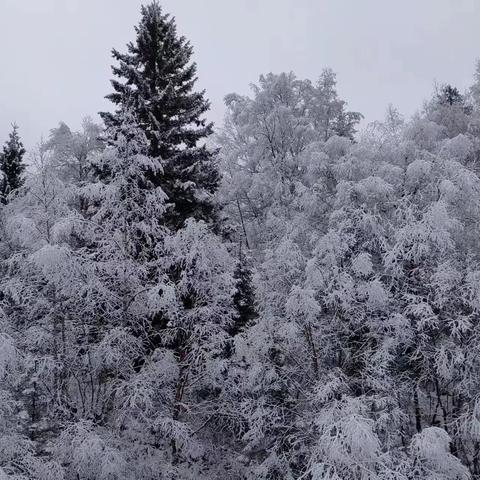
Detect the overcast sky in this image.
<box><xmin>1</xmin><ymin>0</ymin><xmax>479</xmax><ymax>149</ymax></box>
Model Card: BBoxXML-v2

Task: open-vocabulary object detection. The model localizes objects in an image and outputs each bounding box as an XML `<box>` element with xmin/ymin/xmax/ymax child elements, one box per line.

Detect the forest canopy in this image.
<box><xmin>1</xmin><ymin>2</ymin><xmax>480</xmax><ymax>479</ymax></box>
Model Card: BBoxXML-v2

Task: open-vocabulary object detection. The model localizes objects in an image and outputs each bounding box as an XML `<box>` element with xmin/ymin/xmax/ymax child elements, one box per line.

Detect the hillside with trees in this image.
<box><xmin>1</xmin><ymin>2</ymin><xmax>480</xmax><ymax>479</ymax></box>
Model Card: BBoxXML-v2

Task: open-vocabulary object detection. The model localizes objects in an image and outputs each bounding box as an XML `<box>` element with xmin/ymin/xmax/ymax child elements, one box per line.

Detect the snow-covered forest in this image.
<box><xmin>2</xmin><ymin>2</ymin><xmax>480</xmax><ymax>479</ymax></box>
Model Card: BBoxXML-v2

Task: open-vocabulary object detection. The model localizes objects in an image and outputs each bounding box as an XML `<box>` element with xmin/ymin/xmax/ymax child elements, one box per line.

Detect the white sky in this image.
<box><xmin>1</xmin><ymin>0</ymin><xmax>479</xmax><ymax>149</ymax></box>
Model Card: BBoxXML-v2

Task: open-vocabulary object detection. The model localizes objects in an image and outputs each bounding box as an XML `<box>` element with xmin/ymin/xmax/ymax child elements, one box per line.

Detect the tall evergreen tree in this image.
<box><xmin>100</xmin><ymin>1</ymin><xmax>220</xmax><ymax>229</ymax></box>
<box><xmin>0</xmin><ymin>124</ymin><xmax>26</xmax><ymax>204</ymax></box>
<box><xmin>98</xmin><ymin>8</ymin><xmax>243</xmax><ymax>473</ymax></box>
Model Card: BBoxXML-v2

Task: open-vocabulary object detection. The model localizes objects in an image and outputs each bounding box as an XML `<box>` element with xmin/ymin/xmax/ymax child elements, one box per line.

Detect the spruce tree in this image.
<box><xmin>100</xmin><ymin>1</ymin><xmax>220</xmax><ymax>229</ymax></box>
<box><xmin>0</xmin><ymin>124</ymin><xmax>26</xmax><ymax>204</ymax></box>
<box><xmin>99</xmin><ymin>8</ymin><xmax>243</xmax><ymax>471</ymax></box>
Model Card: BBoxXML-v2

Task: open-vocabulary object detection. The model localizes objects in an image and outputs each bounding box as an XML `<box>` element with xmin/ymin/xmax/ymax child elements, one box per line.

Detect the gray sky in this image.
<box><xmin>1</xmin><ymin>0</ymin><xmax>479</xmax><ymax>149</ymax></box>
